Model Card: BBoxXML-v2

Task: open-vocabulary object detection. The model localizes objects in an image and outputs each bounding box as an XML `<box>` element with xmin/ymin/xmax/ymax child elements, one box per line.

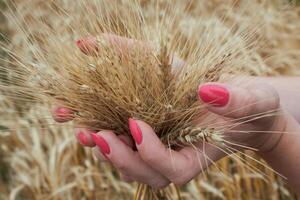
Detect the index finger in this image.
<box><xmin>76</xmin><ymin>34</ymin><xmax>145</xmax><ymax>56</ymax></box>
<box><xmin>75</xmin><ymin>34</ymin><xmax>185</xmax><ymax>70</ymax></box>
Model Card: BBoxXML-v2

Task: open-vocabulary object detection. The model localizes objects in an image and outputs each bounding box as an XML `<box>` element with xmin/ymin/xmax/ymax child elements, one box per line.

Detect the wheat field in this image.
<box><xmin>0</xmin><ymin>0</ymin><xmax>300</xmax><ymax>199</ymax></box>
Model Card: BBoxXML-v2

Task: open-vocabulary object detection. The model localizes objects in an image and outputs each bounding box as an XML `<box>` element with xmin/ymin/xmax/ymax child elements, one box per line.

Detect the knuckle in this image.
<box><xmin>167</xmin><ymin>156</ymin><xmax>194</xmax><ymax>186</ymax></box>
<box><xmin>266</xmin><ymin>86</ymin><xmax>280</xmax><ymax>109</ymax></box>
<box><xmin>113</xmin><ymin>160</ymin><xmax>130</xmax><ymax>172</ymax></box>
<box><xmin>226</xmin><ymin>88</ymin><xmax>256</xmax><ymax>118</ymax></box>
<box><xmin>120</xmin><ymin>174</ymin><xmax>133</xmax><ymax>183</ymax></box>
<box><xmin>252</xmin><ymin>83</ymin><xmax>280</xmax><ymax>110</ymax></box>
<box><xmin>241</xmin><ymin>93</ymin><xmax>257</xmax><ymax>116</ymax></box>
<box><xmin>167</xmin><ymin>168</ymin><xmax>189</xmax><ymax>186</ymax></box>
<box><xmin>170</xmin><ymin>175</ymin><xmax>189</xmax><ymax>186</ymax></box>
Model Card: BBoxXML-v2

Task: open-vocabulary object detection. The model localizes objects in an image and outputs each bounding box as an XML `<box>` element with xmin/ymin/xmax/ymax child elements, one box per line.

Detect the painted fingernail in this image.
<box><xmin>77</xmin><ymin>131</ymin><xmax>89</xmax><ymax>146</ymax></box>
<box><xmin>55</xmin><ymin>107</ymin><xmax>73</xmax><ymax>118</ymax></box>
<box><xmin>91</xmin><ymin>133</ymin><xmax>110</xmax><ymax>155</ymax></box>
<box><xmin>75</xmin><ymin>36</ymin><xmax>98</xmax><ymax>55</ymax></box>
<box><xmin>76</xmin><ymin>39</ymin><xmax>82</xmax><ymax>46</ymax></box>
<box><xmin>76</xmin><ymin>38</ymin><xmax>89</xmax><ymax>54</ymax></box>
<box><xmin>198</xmin><ymin>84</ymin><xmax>229</xmax><ymax>107</ymax></box>
<box><xmin>56</xmin><ymin>107</ymin><xmax>69</xmax><ymax>114</ymax></box>
<box><xmin>128</xmin><ymin>118</ymin><xmax>143</xmax><ymax>145</ymax></box>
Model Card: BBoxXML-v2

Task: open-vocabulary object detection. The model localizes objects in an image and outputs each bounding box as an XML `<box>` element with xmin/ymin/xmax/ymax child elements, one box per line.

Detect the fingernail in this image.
<box><xmin>128</xmin><ymin>118</ymin><xmax>143</xmax><ymax>145</ymax></box>
<box><xmin>75</xmin><ymin>36</ymin><xmax>98</xmax><ymax>55</ymax></box>
<box><xmin>198</xmin><ymin>84</ymin><xmax>229</xmax><ymax>107</ymax></box>
<box><xmin>55</xmin><ymin>107</ymin><xmax>73</xmax><ymax>118</ymax></box>
<box><xmin>75</xmin><ymin>38</ymin><xmax>88</xmax><ymax>54</ymax></box>
<box><xmin>77</xmin><ymin>131</ymin><xmax>89</xmax><ymax>146</ymax></box>
<box><xmin>91</xmin><ymin>133</ymin><xmax>110</xmax><ymax>155</ymax></box>
<box><xmin>76</xmin><ymin>39</ymin><xmax>82</xmax><ymax>46</ymax></box>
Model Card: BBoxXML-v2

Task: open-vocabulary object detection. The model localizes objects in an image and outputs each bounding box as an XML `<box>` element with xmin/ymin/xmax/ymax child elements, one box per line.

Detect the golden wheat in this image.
<box><xmin>1</xmin><ymin>0</ymin><xmax>300</xmax><ymax>199</ymax></box>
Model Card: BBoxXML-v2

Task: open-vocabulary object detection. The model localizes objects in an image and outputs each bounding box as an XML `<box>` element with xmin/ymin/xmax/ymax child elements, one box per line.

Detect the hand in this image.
<box><xmin>51</xmin><ymin>34</ymin><xmax>291</xmax><ymax>189</ymax></box>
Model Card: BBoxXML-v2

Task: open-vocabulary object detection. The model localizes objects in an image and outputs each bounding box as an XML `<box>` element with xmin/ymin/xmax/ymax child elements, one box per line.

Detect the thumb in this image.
<box><xmin>198</xmin><ymin>82</ymin><xmax>280</xmax><ymax>122</ymax></box>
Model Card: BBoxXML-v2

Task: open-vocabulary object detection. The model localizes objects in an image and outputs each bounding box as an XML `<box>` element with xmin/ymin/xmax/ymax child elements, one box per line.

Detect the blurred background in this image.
<box><xmin>0</xmin><ymin>0</ymin><xmax>300</xmax><ymax>199</ymax></box>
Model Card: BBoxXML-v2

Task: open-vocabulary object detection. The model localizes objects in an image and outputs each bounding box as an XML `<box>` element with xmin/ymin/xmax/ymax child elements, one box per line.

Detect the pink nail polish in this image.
<box><xmin>128</xmin><ymin>118</ymin><xmax>143</xmax><ymax>145</ymax></box>
<box><xmin>198</xmin><ymin>84</ymin><xmax>229</xmax><ymax>107</ymax></box>
<box><xmin>91</xmin><ymin>133</ymin><xmax>110</xmax><ymax>155</ymax></box>
<box><xmin>76</xmin><ymin>39</ymin><xmax>82</xmax><ymax>46</ymax></box>
<box><xmin>78</xmin><ymin>131</ymin><xmax>89</xmax><ymax>146</ymax></box>
<box><xmin>75</xmin><ymin>36</ymin><xmax>98</xmax><ymax>55</ymax></box>
<box><xmin>52</xmin><ymin>107</ymin><xmax>74</xmax><ymax>123</ymax></box>
<box><xmin>75</xmin><ymin>38</ymin><xmax>88</xmax><ymax>54</ymax></box>
<box><xmin>56</xmin><ymin>107</ymin><xmax>68</xmax><ymax>114</ymax></box>
<box><xmin>55</xmin><ymin>107</ymin><xmax>73</xmax><ymax>118</ymax></box>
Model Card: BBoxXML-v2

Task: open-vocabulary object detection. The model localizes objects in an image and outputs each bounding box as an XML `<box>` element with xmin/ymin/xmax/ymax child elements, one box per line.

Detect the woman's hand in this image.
<box><xmin>89</xmin><ymin>80</ymin><xmax>285</xmax><ymax>188</ymax></box>
<box><xmin>51</xmin><ymin>35</ymin><xmax>300</xmax><ymax>194</ymax></box>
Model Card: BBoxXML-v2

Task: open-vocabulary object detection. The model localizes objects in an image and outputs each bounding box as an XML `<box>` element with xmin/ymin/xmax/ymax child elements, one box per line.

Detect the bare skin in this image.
<box><xmin>52</xmin><ymin>34</ymin><xmax>300</xmax><ymax>195</ymax></box>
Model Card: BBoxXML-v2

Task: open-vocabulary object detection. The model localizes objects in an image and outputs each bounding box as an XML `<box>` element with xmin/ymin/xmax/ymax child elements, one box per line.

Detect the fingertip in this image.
<box><xmin>90</xmin><ymin>132</ymin><xmax>99</xmax><ymax>143</ymax></box>
<box><xmin>119</xmin><ymin>173</ymin><xmax>134</xmax><ymax>183</ymax></box>
<box><xmin>128</xmin><ymin>118</ymin><xmax>143</xmax><ymax>145</ymax></box>
<box><xmin>77</xmin><ymin>131</ymin><xmax>89</xmax><ymax>145</ymax></box>
<box><xmin>75</xmin><ymin>128</ymin><xmax>96</xmax><ymax>147</ymax></box>
<box><xmin>199</xmin><ymin>81</ymin><xmax>280</xmax><ymax>120</ymax></box>
<box><xmin>76</xmin><ymin>39</ymin><xmax>82</xmax><ymax>46</ymax></box>
<box><xmin>92</xmin><ymin>131</ymin><xmax>140</xmax><ymax>170</ymax></box>
<box><xmin>129</xmin><ymin>118</ymin><xmax>160</xmax><ymax>147</ymax></box>
<box><xmin>51</xmin><ymin>106</ymin><xmax>74</xmax><ymax>123</ymax></box>
<box><xmin>198</xmin><ymin>83</ymin><xmax>230</xmax><ymax>107</ymax></box>
<box><xmin>134</xmin><ymin>119</ymin><xmax>157</xmax><ymax>137</ymax></box>
<box><xmin>76</xmin><ymin>36</ymin><xmax>98</xmax><ymax>55</ymax></box>
<box><xmin>92</xmin><ymin>147</ymin><xmax>108</xmax><ymax>162</ymax></box>
<box><xmin>93</xmin><ymin>130</ymin><xmax>169</xmax><ymax>187</ymax></box>
<box><xmin>129</xmin><ymin>118</ymin><xmax>167</xmax><ymax>154</ymax></box>
<box><xmin>96</xmin><ymin>130</ymin><xmax>128</xmax><ymax>147</ymax></box>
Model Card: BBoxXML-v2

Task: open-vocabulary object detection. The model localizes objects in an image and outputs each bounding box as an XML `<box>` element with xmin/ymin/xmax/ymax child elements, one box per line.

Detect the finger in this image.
<box><xmin>128</xmin><ymin>118</ymin><xmax>224</xmax><ymax>186</ymax></box>
<box><xmin>75</xmin><ymin>34</ymin><xmax>142</xmax><ymax>56</ymax></box>
<box><xmin>76</xmin><ymin>36</ymin><xmax>98</xmax><ymax>55</ymax></box>
<box><xmin>92</xmin><ymin>146</ymin><xmax>108</xmax><ymax>162</ymax></box>
<box><xmin>198</xmin><ymin>83</ymin><xmax>280</xmax><ymax>124</ymax></box>
<box><xmin>75</xmin><ymin>34</ymin><xmax>185</xmax><ymax>70</ymax></box>
<box><xmin>75</xmin><ymin>128</ymin><xmax>96</xmax><ymax>147</ymax></box>
<box><xmin>118</xmin><ymin>134</ymin><xmax>134</xmax><ymax>148</ymax></box>
<box><xmin>51</xmin><ymin>106</ymin><xmax>74</xmax><ymax>123</ymax></box>
<box><xmin>91</xmin><ymin>131</ymin><xmax>169</xmax><ymax>188</ymax></box>
<box><xmin>119</xmin><ymin>173</ymin><xmax>134</xmax><ymax>183</ymax></box>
